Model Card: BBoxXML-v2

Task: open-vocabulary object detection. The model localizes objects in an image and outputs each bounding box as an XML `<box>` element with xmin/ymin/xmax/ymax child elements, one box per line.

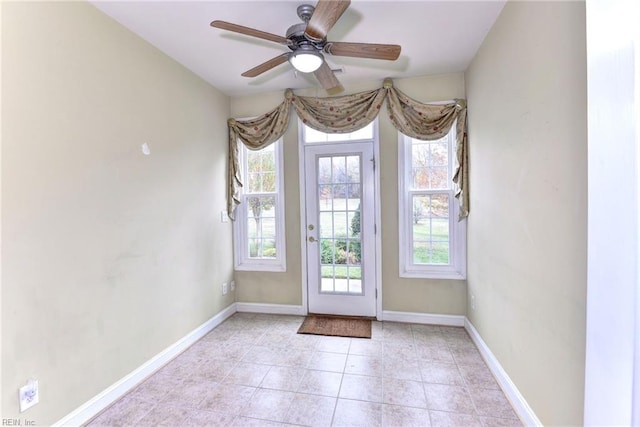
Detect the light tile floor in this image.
<box><xmin>87</xmin><ymin>313</ymin><xmax>523</xmax><ymax>427</ymax></box>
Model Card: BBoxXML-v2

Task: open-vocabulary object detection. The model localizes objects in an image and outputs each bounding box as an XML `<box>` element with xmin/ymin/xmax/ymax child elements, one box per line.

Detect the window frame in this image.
<box><xmin>398</xmin><ymin>125</ymin><xmax>466</xmax><ymax>279</ymax></box>
<box><xmin>233</xmin><ymin>138</ymin><xmax>286</xmax><ymax>272</ymax></box>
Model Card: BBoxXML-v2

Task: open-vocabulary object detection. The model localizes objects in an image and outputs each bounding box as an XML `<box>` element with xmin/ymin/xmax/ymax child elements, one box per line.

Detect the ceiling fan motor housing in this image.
<box><xmin>286</xmin><ymin>5</ymin><xmax>326</xmax><ymax>54</ymax></box>
<box><xmin>296</xmin><ymin>4</ymin><xmax>315</xmax><ymax>22</ymax></box>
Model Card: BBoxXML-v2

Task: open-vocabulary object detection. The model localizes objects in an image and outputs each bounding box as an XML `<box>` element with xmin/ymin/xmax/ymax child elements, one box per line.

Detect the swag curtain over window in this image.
<box><xmin>227</xmin><ymin>78</ymin><xmax>469</xmax><ymax>220</ymax></box>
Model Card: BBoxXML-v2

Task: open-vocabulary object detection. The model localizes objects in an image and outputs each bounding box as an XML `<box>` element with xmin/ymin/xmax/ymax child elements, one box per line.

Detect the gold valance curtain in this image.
<box><xmin>227</xmin><ymin>78</ymin><xmax>469</xmax><ymax>220</ymax></box>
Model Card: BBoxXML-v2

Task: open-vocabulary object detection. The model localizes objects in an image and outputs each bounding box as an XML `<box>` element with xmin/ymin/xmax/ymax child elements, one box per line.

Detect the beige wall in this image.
<box><xmin>1</xmin><ymin>2</ymin><xmax>232</xmax><ymax>423</ymax></box>
<box><xmin>231</xmin><ymin>74</ymin><xmax>467</xmax><ymax>315</ymax></box>
<box><xmin>464</xmin><ymin>1</ymin><xmax>587</xmax><ymax>425</ymax></box>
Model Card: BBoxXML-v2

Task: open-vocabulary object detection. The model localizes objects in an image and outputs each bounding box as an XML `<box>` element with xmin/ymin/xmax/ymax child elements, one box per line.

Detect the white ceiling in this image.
<box><xmin>91</xmin><ymin>1</ymin><xmax>505</xmax><ymax>97</ymax></box>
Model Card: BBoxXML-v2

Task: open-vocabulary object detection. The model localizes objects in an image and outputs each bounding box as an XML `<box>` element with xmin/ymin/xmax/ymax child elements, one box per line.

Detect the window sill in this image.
<box><xmin>234</xmin><ymin>262</ymin><xmax>287</xmax><ymax>273</ymax></box>
<box><xmin>400</xmin><ymin>268</ymin><xmax>466</xmax><ymax>280</ymax></box>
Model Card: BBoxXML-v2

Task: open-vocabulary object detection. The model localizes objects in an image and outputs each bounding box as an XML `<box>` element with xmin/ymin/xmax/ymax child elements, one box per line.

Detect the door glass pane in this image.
<box><xmin>318</xmin><ymin>157</ymin><xmax>332</xmax><ymax>183</ymax></box>
<box><xmin>318</xmin><ymin>154</ymin><xmax>363</xmax><ymax>295</ymax></box>
<box><xmin>346</xmin><ymin>156</ymin><xmax>360</xmax><ymax>183</ymax></box>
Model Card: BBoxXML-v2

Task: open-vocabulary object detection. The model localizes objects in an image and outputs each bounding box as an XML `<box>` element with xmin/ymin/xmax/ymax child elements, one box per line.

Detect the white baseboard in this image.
<box><xmin>53</xmin><ymin>303</ymin><xmax>237</xmax><ymax>427</ymax></box>
<box><xmin>54</xmin><ymin>303</ymin><xmax>541</xmax><ymax>427</ymax></box>
<box><xmin>464</xmin><ymin>318</ymin><xmax>543</xmax><ymax>427</ymax></box>
<box><xmin>235</xmin><ymin>302</ymin><xmax>306</xmax><ymax>316</ymax></box>
<box><xmin>382</xmin><ymin>310</ymin><xmax>465</xmax><ymax>326</ymax></box>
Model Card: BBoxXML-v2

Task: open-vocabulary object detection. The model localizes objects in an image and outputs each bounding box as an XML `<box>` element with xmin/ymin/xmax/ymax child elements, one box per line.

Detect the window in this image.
<box><xmin>303</xmin><ymin>123</ymin><xmax>374</xmax><ymax>144</ymax></box>
<box><xmin>398</xmin><ymin>124</ymin><xmax>466</xmax><ymax>279</ymax></box>
<box><xmin>233</xmin><ymin>139</ymin><xmax>286</xmax><ymax>271</ymax></box>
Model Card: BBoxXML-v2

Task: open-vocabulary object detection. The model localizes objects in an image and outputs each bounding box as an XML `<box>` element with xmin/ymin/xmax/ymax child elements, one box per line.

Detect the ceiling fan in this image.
<box><xmin>210</xmin><ymin>0</ymin><xmax>401</xmax><ymax>91</ymax></box>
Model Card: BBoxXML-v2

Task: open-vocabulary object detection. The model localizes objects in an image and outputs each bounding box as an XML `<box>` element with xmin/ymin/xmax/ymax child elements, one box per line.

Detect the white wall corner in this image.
<box><xmin>235</xmin><ymin>302</ymin><xmax>306</xmax><ymax>316</ymax></box>
<box><xmin>382</xmin><ymin>310</ymin><xmax>465</xmax><ymax>326</ymax></box>
<box><xmin>464</xmin><ymin>318</ymin><xmax>543</xmax><ymax>427</ymax></box>
<box><xmin>53</xmin><ymin>303</ymin><xmax>238</xmax><ymax>427</ymax></box>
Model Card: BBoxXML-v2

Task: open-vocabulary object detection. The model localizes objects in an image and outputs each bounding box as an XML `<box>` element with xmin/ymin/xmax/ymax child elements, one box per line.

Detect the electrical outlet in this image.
<box><xmin>222</xmin><ymin>282</ymin><xmax>228</xmax><ymax>295</ymax></box>
<box><xmin>230</xmin><ymin>280</ymin><xmax>235</xmax><ymax>291</ymax></box>
<box><xmin>471</xmin><ymin>294</ymin><xmax>476</xmax><ymax>311</ymax></box>
<box><xmin>19</xmin><ymin>380</ymin><xmax>39</xmax><ymax>412</ymax></box>
<box><xmin>221</xmin><ymin>211</ymin><xmax>229</xmax><ymax>223</ymax></box>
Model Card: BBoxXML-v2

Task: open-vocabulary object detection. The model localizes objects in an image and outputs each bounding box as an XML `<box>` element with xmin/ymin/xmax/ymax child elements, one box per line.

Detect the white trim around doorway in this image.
<box><xmin>298</xmin><ymin>120</ymin><xmax>382</xmax><ymax>320</ymax></box>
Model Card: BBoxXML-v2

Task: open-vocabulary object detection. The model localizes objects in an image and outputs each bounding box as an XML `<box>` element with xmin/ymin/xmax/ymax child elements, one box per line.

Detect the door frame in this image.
<box><xmin>298</xmin><ymin>119</ymin><xmax>383</xmax><ymax>320</ymax></box>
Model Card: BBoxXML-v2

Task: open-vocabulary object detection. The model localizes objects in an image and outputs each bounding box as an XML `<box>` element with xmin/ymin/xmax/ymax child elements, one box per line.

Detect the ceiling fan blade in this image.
<box><xmin>304</xmin><ymin>0</ymin><xmax>351</xmax><ymax>41</ymax></box>
<box><xmin>314</xmin><ymin>61</ymin><xmax>341</xmax><ymax>90</ymax></box>
<box><xmin>325</xmin><ymin>42</ymin><xmax>401</xmax><ymax>60</ymax></box>
<box><xmin>242</xmin><ymin>53</ymin><xmax>290</xmax><ymax>77</ymax></box>
<box><xmin>211</xmin><ymin>20</ymin><xmax>289</xmax><ymax>45</ymax></box>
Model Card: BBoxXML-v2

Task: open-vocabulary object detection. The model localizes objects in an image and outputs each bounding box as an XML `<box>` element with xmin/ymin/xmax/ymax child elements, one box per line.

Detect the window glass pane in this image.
<box><xmin>431</xmin><ymin>218</ymin><xmax>449</xmax><ymax>241</ymax></box>
<box><xmin>305</xmin><ymin>126</ymin><xmax>327</xmax><ymax>143</ymax></box>
<box><xmin>410</xmin><ymin>138</ymin><xmax>451</xmax><ymax>190</ymax></box>
<box><xmin>346</xmin><ymin>156</ymin><xmax>360</xmax><ymax>183</ymax></box>
<box><xmin>246</xmin><ymin>145</ymin><xmax>276</xmax><ymax>194</ymax></box>
<box><xmin>346</xmin><ymin>189</ymin><xmax>361</xmax><ymax>212</ymax></box>
<box><xmin>318</xmin><ymin>157</ymin><xmax>332</xmax><ymax>184</ymax></box>
<box><xmin>249</xmin><ymin>238</ymin><xmax>277</xmax><ymax>259</ymax></box>
<box><xmin>262</xmin><ymin>172</ymin><xmax>276</xmax><ymax>192</ymax></box>
<box><xmin>431</xmin><ymin>194</ymin><xmax>449</xmax><ymax>218</ymax></box>
<box><xmin>327</xmin><ymin>132</ymin><xmax>345</xmax><ymax>142</ymax></box>
<box><xmin>413</xmin><ymin>195</ymin><xmax>429</xmax><ymax>224</ymax></box>
<box><xmin>430</xmin><ymin>142</ymin><xmax>448</xmax><ymax>166</ymax></box>
<box><xmin>432</xmin><ymin>242</ymin><xmax>449</xmax><ymax>264</ymax></box>
<box><xmin>332</xmin><ymin>157</ymin><xmax>347</xmax><ymax>183</ymax></box>
<box><xmin>319</xmin><ymin>212</ymin><xmax>333</xmax><ymax>238</ymax></box>
<box><xmin>247</xmin><ymin>215</ymin><xmax>257</xmax><ymax>237</ymax></box>
<box><xmin>321</xmin><ymin>277</ymin><xmax>335</xmax><ymax>293</ymax></box>
<box><xmin>412</xmin><ymin>241</ymin><xmax>429</xmax><ymax>264</ymax></box>
<box><xmin>348</xmin><ymin>278</ymin><xmax>362</xmax><ymax>294</ymax></box>
<box><xmin>347</xmin><ymin>211</ymin><xmax>358</xmax><ymax>236</ymax></box>
<box><xmin>412</xmin><ymin>168</ymin><xmax>429</xmax><ymax>190</ymax></box>
<box><xmin>413</xmin><ymin>220</ymin><xmax>429</xmax><ymax>243</ymax></box>
<box><xmin>318</xmin><ymin>184</ymin><xmax>333</xmax><ymax>211</ymax></box>
<box><xmin>260</xmin><ymin>143</ymin><xmax>275</xmax><ymax>157</ymax></box>
<box><xmin>247</xmin><ymin>172</ymin><xmax>261</xmax><ymax>193</ymax></box>
<box><xmin>261</xmin><ymin>201</ymin><xmax>276</xmax><ymax>219</ymax></box>
<box><xmin>345</xmin><ymin>239</ymin><xmax>361</xmax><ymax>264</ymax></box>
<box><xmin>430</xmin><ymin>167</ymin><xmax>450</xmax><ymax>189</ymax></box>
<box><xmin>262</xmin><ymin>239</ymin><xmax>276</xmax><ymax>258</ymax></box>
<box><xmin>304</xmin><ymin>122</ymin><xmax>374</xmax><ymax>144</ymax></box>
<box><xmin>261</xmin><ymin>218</ymin><xmax>276</xmax><ymax>239</ymax></box>
<box><xmin>412</xmin><ymin>194</ymin><xmax>450</xmax><ymax>265</ymax></box>
<box><xmin>249</xmin><ymin>238</ymin><xmax>259</xmax><ymax>257</ymax></box>
<box><xmin>412</xmin><ymin>143</ymin><xmax>429</xmax><ymax>167</ymax></box>
<box><xmin>349</xmin><ymin>125</ymin><xmax>373</xmax><ymax>140</ymax></box>
<box><xmin>246</xmin><ymin>195</ymin><xmax>277</xmax><ymax>260</ymax></box>
<box><xmin>350</xmin><ymin>205</ymin><xmax>361</xmax><ymax>236</ymax></box>
<box><xmin>320</xmin><ymin>240</ymin><xmax>337</xmax><ymax>265</ymax></box>
<box><xmin>333</xmin><ymin>211</ymin><xmax>348</xmax><ymax>236</ymax></box>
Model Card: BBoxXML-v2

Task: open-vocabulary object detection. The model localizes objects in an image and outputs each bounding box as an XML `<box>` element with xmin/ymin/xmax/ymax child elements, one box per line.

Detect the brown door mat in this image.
<box><xmin>297</xmin><ymin>314</ymin><xmax>372</xmax><ymax>339</ymax></box>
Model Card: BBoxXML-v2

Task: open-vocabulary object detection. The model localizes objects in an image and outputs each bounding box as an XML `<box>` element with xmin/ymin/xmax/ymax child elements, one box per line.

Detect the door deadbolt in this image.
<box><xmin>308</xmin><ymin>224</ymin><xmax>315</xmax><ymax>231</ymax></box>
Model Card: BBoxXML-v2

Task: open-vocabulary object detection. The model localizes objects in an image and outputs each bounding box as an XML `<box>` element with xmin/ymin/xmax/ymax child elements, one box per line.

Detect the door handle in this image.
<box><xmin>308</xmin><ymin>236</ymin><xmax>317</xmax><ymax>243</ymax></box>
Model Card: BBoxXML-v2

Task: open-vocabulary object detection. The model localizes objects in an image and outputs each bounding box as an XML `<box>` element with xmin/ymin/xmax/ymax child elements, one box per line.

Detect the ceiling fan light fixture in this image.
<box><xmin>290</xmin><ymin>46</ymin><xmax>323</xmax><ymax>73</ymax></box>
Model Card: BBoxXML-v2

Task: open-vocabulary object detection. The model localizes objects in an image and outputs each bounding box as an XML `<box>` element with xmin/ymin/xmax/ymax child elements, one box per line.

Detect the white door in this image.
<box><xmin>304</xmin><ymin>142</ymin><xmax>376</xmax><ymax>317</ymax></box>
